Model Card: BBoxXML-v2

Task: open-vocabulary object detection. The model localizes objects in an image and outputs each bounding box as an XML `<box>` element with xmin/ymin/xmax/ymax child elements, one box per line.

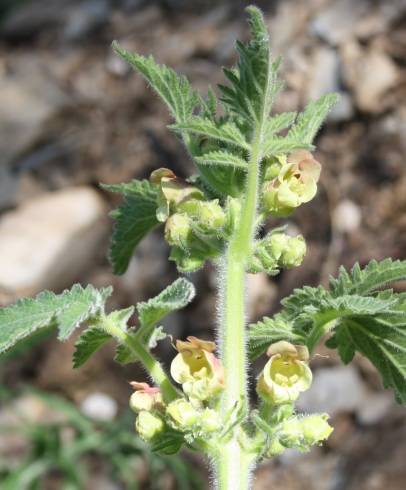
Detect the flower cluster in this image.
<box><xmin>255</xmin><ymin>341</ymin><xmax>333</xmax><ymax>457</ymax></box>
<box><xmin>151</xmin><ymin>169</ymin><xmax>227</xmax><ymax>272</ymax></box>
<box><xmin>248</xmin><ymin>231</ymin><xmax>307</xmax><ymax>274</ymax></box>
<box><xmin>261</xmin><ymin>150</ymin><xmax>321</xmax><ymax>217</ymax></box>
<box><xmin>130</xmin><ymin>336</ymin><xmax>225</xmax><ymax>446</ymax></box>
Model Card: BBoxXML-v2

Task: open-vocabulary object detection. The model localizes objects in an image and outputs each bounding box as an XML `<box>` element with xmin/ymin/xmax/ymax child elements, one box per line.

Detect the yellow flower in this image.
<box><xmin>257</xmin><ymin>341</ymin><xmax>312</xmax><ymax>405</ymax></box>
<box><xmin>170</xmin><ymin>336</ymin><xmax>225</xmax><ymax>401</ymax></box>
<box><xmin>129</xmin><ymin>381</ymin><xmax>163</xmax><ymax>413</ymax></box>
<box><xmin>262</xmin><ymin>150</ymin><xmax>321</xmax><ymax>216</ymax></box>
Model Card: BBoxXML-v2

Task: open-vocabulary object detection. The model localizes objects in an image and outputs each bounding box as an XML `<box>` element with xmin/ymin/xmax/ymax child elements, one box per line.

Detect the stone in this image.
<box><xmin>246</xmin><ymin>272</ymin><xmax>277</xmax><ymax>322</ymax></box>
<box><xmin>297</xmin><ymin>365</ymin><xmax>366</xmax><ymax>416</ymax></box>
<box><xmin>340</xmin><ymin>42</ymin><xmax>399</xmax><ymax>113</ymax></box>
<box><xmin>80</xmin><ymin>392</ymin><xmax>118</xmax><ymax>421</ymax></box>
<box><xmin>306</xmin><ymin>46</ymin><xmax>340</xmax><ymax>100</ymax></box>
<box><xmin>0</xmin><ymin>187</ymin><xmax>107</xmax><ymax>299</ymax></box>
<box><xmin>333</xmin><ymin>200</ymin><xmax>362</xmax><ymax>233</ymax></box>
<box><xmin>311</xmin><ymin>0</ymin><xmax>370</xmax><ymax>46</ymax></box>
<box><xmin>0</xmin><ymin>56</ymin><xmax>69</xmax><ymax>164</ymax></box>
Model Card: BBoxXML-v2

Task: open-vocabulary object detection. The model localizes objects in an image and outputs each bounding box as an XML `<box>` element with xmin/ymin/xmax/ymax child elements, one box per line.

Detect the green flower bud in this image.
<box><xmin>279</xmin><ymin>417</ymin><xmax>303</xmax><ymax>448</ymax></box>
<box><xmin>135</xmin><ymin>411</ymin><xmax>164</xmax><ymax>441</ymax></box>
<box><xmin>169</xmin><ymin>247</ymin><xmax>205</xmax><ymax>273</ymax></box>
<box><xmin>257</xmin><ymin>341</ymin><xmax>312</xmax><ymax>405</ymax></box>
<box><xmin>170</xmin><ymin>336</ymin><xmax>225</xmax><ymax>402</ymax></box>
<box><xmin>178</xmin><ymin>199</ymin><xmax>226</xmax><ymax>233</ymax></box>
<box><xmin>261</xmin><ymin>151</ymin><xmax>321</xmax><ymax>217</ymax></box>
<box><xmin>266</xmin><ymin>437</ymin><xmax>286</xmax><ymax>457</ymax></box>
<box><xmin>166</xmin><ymin>399</ymin><xmax>199</xmax><ymax>429</ymax></box>
<box><xmin>301</xmin><ymin>414</ymin><xmax>333</xmax><ymax>445</ymax></box>
<box><xmin>129</xmin><ymin>382</ymin><xmax>163</xmax><ymax>413</ymax></box>
<box><xmin>200</xmin><ymin>408</ymin><xmax>221</xmax><ymax>433</ymax></box>
<box><xmin>281</xmin><ymin>236</ymin><xmax>307</xmax><ymax>268</ymax></box>
<box><xmin>164</xmin><ymin>213</ymin><xmax>192</xmax><ymax>249</ymax></box>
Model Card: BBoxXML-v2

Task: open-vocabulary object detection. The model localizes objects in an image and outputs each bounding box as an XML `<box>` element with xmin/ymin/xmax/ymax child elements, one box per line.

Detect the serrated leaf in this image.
<box><xmin>102</xmin><ymin>180</ymin><xmax>159</xmax><ymax>275</ymax></box>
<box><xmin>330</xmin><ymin>259</ymin><xmax>406</xmax><ymax>297</ymax></box>
<box><xmin>151</xmin><ymin>431</ymin><xmax>184</xmax><ymax>455</ymax></box>
<box><xmin>219</xmin><ymin>7</ymin><xmax>281</xmax><ymax>125</ymax></box>
<box><xmin>172</xmin><ymin>117</ymin><xmax>249</xmax><ymax>150</ymax></box>
<box><xmin>261</xmin><ymin>136</ymin><xmax>312</xmax><ymax>158</ymax></box>
<box><xmin>194</xmin><ymin>150</ymin><xmax>248</xmax><ymax>170</ymax></box>
<box><xmin>73</xmin><ymin>327</ymin><xmax>112</xmax><ymax>368</ymax></box>
<box><xmin>263</xmin><ymin>112</ymin><xmax>297</xmax><ymax>137</ymax></box>
<box><xmin>112</xmin><ymin>41</ymin><xmax>198</xmax><ymax>123</ymax></box>
<box><xmin>114</xmin><ymin>343</ymin><xmax>134</xmax><ymax>365</ymax></box>
<box><xmin>288</xmin><ymin>93</ymin><xmax>339</xmax><ymax>144</ymax></box>
<box><xmin>329</xmin><ymin>316</ymin><xmax>406</xmax><ymax>404</ymax></box>
<box><xmin>0</xmin><ymin>285</ymin><xmax>112</xmax><ymax>354</ymax></box>
<box><xmin>248</xmin><ymin>314</ymin><xmax>305</xmax><ymax>360</ymax></box>
<box><xmin>137</xmin><ymin>278</ymin><xmax>195</xmax><ymax>329</ymax></box>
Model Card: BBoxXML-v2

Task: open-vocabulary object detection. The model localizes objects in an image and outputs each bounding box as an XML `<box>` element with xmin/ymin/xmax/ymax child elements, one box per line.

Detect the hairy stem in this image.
<box><xmin>102</xmin><ymin>318</ymin><xmax>179</xmax><ymax>402</ymax></box>
<box><xmin>217</xmin><ymin>128</ymin><xmax>263</xmax><ymax>490</ymax></box>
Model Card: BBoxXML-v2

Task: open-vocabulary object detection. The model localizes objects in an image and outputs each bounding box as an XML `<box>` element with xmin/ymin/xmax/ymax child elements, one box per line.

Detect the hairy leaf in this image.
<box><xmin>261</xmin><ymin>136</ymin><xmax>312</xmax><ymax>158</ymax></box>
<box><xmin>248</xmin><ymin>314</ymin><xmax>306</xmax><ymax>361</ymax></box>
<box><xmin>263</xmin><ymin>112</ymin><xmax>297</xmax><ymax>137</ymax></box>
<box><xmin>0</xmin><ymin>285</ymin><xmax>111</xmax><ymax>354</ymax></box>
<box><xmin>73</xmin><ymin>327</ymin><xmax>112</xmax><ymax>368</ymax></box>
<box><xmin>194</xmin><ymin>150</ymin><xmax>248</xmax><ymax>170</ymax></box>
<box><xmin>288</xmin><ymin>93</ymin><xmax>339</xmax><ymax>144</ymax></box>
<box><xmin>330</xmin><ymin>259</ymin><xmax>406</xmax><ymax>297</ymax></box>
<box><xmin>172</xmin><ymin>117</ymin><xmax>249</xmax><ymax>150</ymax></box>
<box><xmin>102</xmin><ymin>180</ymin><xmax>159</xmax><ymax>275</ymax></box>
<box><xmin>137</xmin><ymin>278</ymin><xmax>195</xmax><ymax>329</ymax></box>
<box><xmin>112</xmin><ymin>42</ymin><xmax>198</xmax><ymax>123</ymax></box>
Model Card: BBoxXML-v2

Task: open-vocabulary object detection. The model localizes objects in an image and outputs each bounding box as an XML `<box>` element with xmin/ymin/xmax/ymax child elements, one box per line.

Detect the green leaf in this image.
<box><xmin>172</xmin><ymin>117</ymin><xmax>249</xmax><ymax>150</ymax></box>
<box><xmin>263</xmin><ymin>112</ymin><xmax>297</xmax><ymax>137</ymax></box>
<box><xmin>261</xmin><ymin>136</ymin><xmax>312</xmax><ymax>158</ymax></box>
<box><xmin>288</xmin><ymin>93</ymin><xmax>339</xmax><ymax>144</ymax></box>
<box><xmin>330</xmin><ymin>259</ymin><xmax>406</xmax><ymax>297</ymax></box>
<box><xmin>328</xmin><ymin>316</ymin><xmax>406</xmax><ymax>404</ymax></box>
<box><xmin>0</xmin><ymin>285</ymin><xmax>112</xmax><ymax>354</ymax></box>
<box><xmin>73</xmin><ymin>327</ymin><xmax>112</xmax><ymax>368</ymax></box>
<box><xmin>219</xmin><ymin>7</ymin><xmax>281</xmax><ymax>125</ymax></box>
<box><xmin>248</xmin><ymin>314</ymin><xmax>305</xmax><ymax>360</ymax></box>
<box><xmin>151</xmin><ymin>430</ymin><xmax>184</xmax><ymax>455</ymax></box>
<box><xmin>112</xmin><ymin>41</ymin><xmax>198</xmax><ymax>123</ymax></box>
<box><xmin>137</xmin><ymin>278</ymin><xmax>195</xmax><ymax>329</ymax></box>
<box><xmin>102</xmin><ymin>180</ymin><xmax>159</xmax><ymax>275</ymax></box>
<box><xmin>194</xmin><ymin>150</ymin><xmax>248</xmax><ymax>170</ymax></box>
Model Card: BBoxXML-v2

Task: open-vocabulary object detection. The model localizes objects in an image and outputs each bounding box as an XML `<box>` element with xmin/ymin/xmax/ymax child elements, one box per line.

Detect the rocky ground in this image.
<box><xmin>0</xmin><ymin>0</ymin><xmax>405</xmax><ymax>489</ymax></box>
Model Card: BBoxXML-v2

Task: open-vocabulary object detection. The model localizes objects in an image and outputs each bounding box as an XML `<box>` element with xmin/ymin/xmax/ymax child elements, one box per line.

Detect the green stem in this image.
<box><xmin>217</xmin><ymin>129</ymin><xmax>263</xmax><ymax>490</ymax></box>
<box><xmin>102</xmin><ymin>319</ymin><xmax>179</xmax><ymax>403</ymax></box>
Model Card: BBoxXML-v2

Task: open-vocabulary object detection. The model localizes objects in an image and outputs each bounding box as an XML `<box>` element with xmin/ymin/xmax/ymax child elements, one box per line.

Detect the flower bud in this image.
<box><xmin>300</xmin><ymin>414</ymin><xmax>333</xmax><ymax>445</ymax></box>
<box><xmin>166</xmin><ymin>399</ymin><xmax>199</xmax><ymax>429</ymax></box>
<box><xmin>266</xmin><ymin>437</ymin><xmax>286</xmax><ymax>457</ymax></box>
<box><xmin>278</xmin><ymin>417</ymin><xmax>303</xmax><ymax>448</ymax></box>
<box><xmin>200</xmin><ymin>408</ymin><xmax>221</xmax><ymax>433</ymax></box>
<box><xmin>135</xmin><ymin>411</ymin><xmax>164</xmax><ymax>441</ymax></box>
<box><xmin>164</xmin><ymin>213</ymin><xmax>192</xmax><ymax>250</ymax></box>
<box><xmin>129</xmin><ymin>382</ymin><xmax>163</xmax><ymax>413</ymax></box>
<box><xmin>280</xmin><ymin>235</ymin><xmax>307</xmax><ymax>268</ymax></box>
<box><xmin>257</xmin><ymin>341</ymin><xmax>312</xmax><ymax>405</ymax></box>
<box><xmin>169</xmin><ymin>247</ymin><xmax>205</xmax><ymax>273</ymax></box>
<box><xmin>178</xmin><ymin>199</ymin><xmax>226</xmax><ymax>233</ymax></box>
<box><xmin>262</xmin><ymin>151</ymin><xmax>321</xmax><ymax>217</ymax></box>
<box><xmin>170</xmin><ymin>336</ymin><xmax>225</xmax><ymax>402</ymax></box>
<box><xmin>150</xmin><ymin>168</ymin><xmax>204</xmax><ymax>222</ymax></box>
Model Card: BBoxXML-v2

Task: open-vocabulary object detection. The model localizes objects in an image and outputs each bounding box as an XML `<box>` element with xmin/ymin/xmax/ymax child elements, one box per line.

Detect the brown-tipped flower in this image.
<box><xmin>129</xmin><ymin>381</ymin><xmax>163</xmax><ymax>413</ymax></box>
<box><xmin>170</xmin><ymin>336</ymin><xmax>225</xmax><ymax>401</ymax></box>
<box><xmin>257</xmin><ymin>341</ymin><xmax>312</xmax><ymax>405</ymax></box>
<box><xmin>150</xmin><ymin>167</ymin><xmax>204</xmax><ymax>222</ymax></box>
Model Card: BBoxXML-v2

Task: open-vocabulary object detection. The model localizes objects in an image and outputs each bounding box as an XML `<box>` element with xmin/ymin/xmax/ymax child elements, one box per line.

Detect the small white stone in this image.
<box><xmin>0</xmin><ymin>187</ymin><xmax>107</xmax><ymax>298</ymax></box>
<box><xmin>80</xmin><ymin>392</ymin><xmax>118</xmax><ymax>422</ymax></box>
<box><xmin>333</xmin><ymin>200</ymin><xmax>362</xmax><ymax>233</ymax></box>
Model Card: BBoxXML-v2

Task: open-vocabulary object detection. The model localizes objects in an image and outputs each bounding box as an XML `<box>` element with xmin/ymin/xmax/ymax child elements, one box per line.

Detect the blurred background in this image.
<box><xmin>0</xmin><ymin>0</ymin><xmax>405</xmax><ymax>488</ymax></box>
